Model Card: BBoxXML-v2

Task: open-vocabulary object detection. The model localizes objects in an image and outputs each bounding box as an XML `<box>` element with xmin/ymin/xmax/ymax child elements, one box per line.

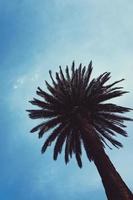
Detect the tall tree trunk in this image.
<box><xmin>82</xmin><ymin>125</ymin><xmax>133</xmax><ymax>200</ymax></box>
<box><xmin>93</xmin><ymin>148</ymin><xmax>133</xmax><ymax>200</ymax></box>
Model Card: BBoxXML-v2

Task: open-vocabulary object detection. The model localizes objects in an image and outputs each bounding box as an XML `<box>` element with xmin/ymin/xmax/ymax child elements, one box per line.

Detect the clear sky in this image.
<box><xmin>0</xmin><ymin>0</ymin><xmax>133</xmax><ymax>199</ymax></box>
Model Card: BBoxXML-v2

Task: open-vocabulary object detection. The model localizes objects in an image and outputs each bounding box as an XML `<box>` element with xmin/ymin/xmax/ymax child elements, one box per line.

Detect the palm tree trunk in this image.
<box><xmin>92</xmin><ymin>147</ymin><xmax>133</xmax><ymax>200</ymax></box>
<box><xmin>82</xmin><ymin>125</ymin><xmax>133</xmax><ymax>200</ymax></box>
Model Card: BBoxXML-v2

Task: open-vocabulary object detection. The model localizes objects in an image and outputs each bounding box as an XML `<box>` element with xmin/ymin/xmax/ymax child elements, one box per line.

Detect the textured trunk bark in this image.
<box><xmin>93</xmin><ymin>149</ymin><xmax>133</xmax><ymax>200</ymax></box>
<box><xmin>82</xmin><ymin>125</ymin><xmax>133</xmax><ymax>200</ymax></box>
<box><xmin>93</xmin><ymin>150</ymin><xmax>133</xmax><ymax>200</ymax></box>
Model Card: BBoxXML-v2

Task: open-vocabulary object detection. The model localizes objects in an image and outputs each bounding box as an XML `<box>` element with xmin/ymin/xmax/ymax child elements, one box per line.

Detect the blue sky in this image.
<box><xmin>0</xmin><ymin>0</ymin><xmax>133</xmax><ymax>199</ymax></box>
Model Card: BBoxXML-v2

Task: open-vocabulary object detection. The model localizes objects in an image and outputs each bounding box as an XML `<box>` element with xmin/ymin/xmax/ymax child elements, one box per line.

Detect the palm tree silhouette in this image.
<box><xmin>27</xmin><ymin>61</ymin><xmax>133</xmax><ymax>200</ymax></box>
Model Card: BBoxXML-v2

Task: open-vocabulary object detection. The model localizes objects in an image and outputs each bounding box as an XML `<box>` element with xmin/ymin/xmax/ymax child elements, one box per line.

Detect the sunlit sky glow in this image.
<box><xmin>0</xmin><ymin>1</ymin><xmax>133</xmax><ymax>199</ymax></box>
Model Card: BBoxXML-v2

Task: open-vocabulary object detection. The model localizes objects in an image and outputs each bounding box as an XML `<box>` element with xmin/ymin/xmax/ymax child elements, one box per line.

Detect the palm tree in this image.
<box><xmin>27</xmin><ymin>61</ymin><xmax>133</xmax><ymax>200</ymax></box>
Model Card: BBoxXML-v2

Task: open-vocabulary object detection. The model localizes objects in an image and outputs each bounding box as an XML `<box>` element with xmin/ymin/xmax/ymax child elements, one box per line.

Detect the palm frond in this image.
<box><xmin>27</xmin><ymin>61</ymin><xmax>132</xmax><ymax>167</ymax></box>
<box><xmin>53</xmin><ymin>124</ymin><xmax>70</xmax><ymax>160</ymax></box>
<box><xmin>41</xmin><ymin>123</ymin><xmax>64</xmax><ymax>153</ymax></box>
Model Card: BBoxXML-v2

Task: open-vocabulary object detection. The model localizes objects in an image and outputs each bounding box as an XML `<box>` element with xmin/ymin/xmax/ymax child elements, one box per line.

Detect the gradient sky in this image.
<box><xmin>0</xmin><ymin>1</ymin><xmax>133</xmax><ymax>199</ymax></box>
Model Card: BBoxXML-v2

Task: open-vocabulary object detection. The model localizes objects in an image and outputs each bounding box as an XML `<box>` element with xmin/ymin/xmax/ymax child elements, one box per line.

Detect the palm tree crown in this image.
<box><xmin>27</xmin><ymin>61</ymin><xmax>132</xmax><ymax>168</ymax></box>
